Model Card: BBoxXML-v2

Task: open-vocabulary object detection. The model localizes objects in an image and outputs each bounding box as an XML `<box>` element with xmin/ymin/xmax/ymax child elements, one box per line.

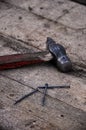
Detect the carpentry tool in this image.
<box><xmin>14</xmin><ymin>83</ymin><xmax>70</xmax><ymax>106</ymax></box>
<box><xmin>0</xmin><ymin>37</ymin><xmax>72</xmax><ymax>72</ymax></box>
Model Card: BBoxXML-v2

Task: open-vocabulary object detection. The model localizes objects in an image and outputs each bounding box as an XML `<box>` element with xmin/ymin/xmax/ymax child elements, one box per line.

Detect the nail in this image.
<box><xmin>42</xmin><ymin>83</ymin><xmax>48</xmax><ymax>106</ymax></box>
<box><xmin>14</xmin><ymin>88</ymin><xmax>38</xmax><ymax>105</ymax></box>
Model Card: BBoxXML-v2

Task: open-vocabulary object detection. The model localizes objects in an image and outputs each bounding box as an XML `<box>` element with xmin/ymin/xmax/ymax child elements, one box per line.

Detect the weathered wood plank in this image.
<box><xmin>0</xmin><ymin>1</ymin><xmax>86</xmax><ymax>69</ymax></box>
<box><xmin>5</xmin><ymin>0</ymin><xmax>86</xmax><ymax>29</ymax></box>
<box><xmin>5</xmin><ymin>0</ymin><xmax>76</xmax><ymax>22</ymax></box>
<box><xmin>0</xmin><ymin>1</ymin><xmax>86</xmax><ymax>130</ymax></box>
<box><xmin>0</xmin><ymin>75</ymin><xmax>60</xmax><ymax>130</ymax></box>
<box><xmin>0</xmin><ymin>75</ymin><xmax>86</xmax><ymax>130</ymax></box>
<box><xmin>0</xmin><ymin>36</ymin><xmax>86</xmax><ymax>111</ymax></box>
<box><xmin>1</xmin><ymin>62</ymin><xmax>86</xmax><ymax>111</ymax></box>
<box><xmin>0</xmin><ymin>36</ymin><xmax>86</xmax><ymax>112</ymax></box>
<box><xmin>0</xmin><ymin>25</ymin><xmax>86</xmax><ymax>108</ymax></box>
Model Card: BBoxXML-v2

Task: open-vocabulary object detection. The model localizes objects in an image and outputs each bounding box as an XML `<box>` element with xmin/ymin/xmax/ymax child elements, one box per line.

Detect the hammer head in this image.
<box><xmin>46</xmin><ymin>37</ymin><xmax>72</xmax><ymax>72</ymax></box>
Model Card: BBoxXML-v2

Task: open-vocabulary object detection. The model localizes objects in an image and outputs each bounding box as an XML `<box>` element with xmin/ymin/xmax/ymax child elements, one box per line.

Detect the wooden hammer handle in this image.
<box><xmin>0</xmin><ymin>52</ymin><xmax>48</xmax><ymax>70</ymax></box>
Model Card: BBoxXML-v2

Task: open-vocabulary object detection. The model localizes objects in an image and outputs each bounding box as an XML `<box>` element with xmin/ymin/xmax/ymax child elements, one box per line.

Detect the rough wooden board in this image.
<box><xmin>0</xmin><ymin>1</ymin><xmax>86</xmax><ymax>69</ymax></box>
<box><xmin>0</xmin><ymin>109</ymin><xmax>58</xmax><ymax>129</ymax></box>
<box><xmin>5</xmin><ymin>0</ymin><xmax>76</xmax><ymax>22</ymax></box>
<box><xmin>0</xmin><ymin>109</ymin><xmax>59</xmax><ymax>130</ymax></box>
<box><xmin>0</xmin><ymin>36</ymin><xmax>86</xmax><ymax>111</ymax></box>
<box><xmin>0</xmin><ymin>37</ymin><xmax>86</xmax><ymax>130</ymax></box>
<box><xmin>0</xmin><ymin>1</ymin><xmax>86</xmax><ymax>130</ymax></box>
<box><xmin>5</xmin><ymin>0</ymin><xmax>86</xmax><ymax>29</ymax></box>
<box><xmin>27</xmin><ymin>0</ymin><xmax>76</xmax><ymax>22</ymax></box>
<box><xmin>1</xmin><ymin>62</ymin><xmax>86</xmax><ymax>111</ymax></box>
<box><xmin>0</xmin><ymin>76</ymin><xmax>61</xmax><ymax>130</ymax></box>
<box><xmin>0</xmin><ymin>75</ymin><xmax>86</xmax><ymax>130</ymax></box>
<box><xmin>0</xmin><ymin>3</ymin><xmax>47</xmax><ymax>50</ymax></box>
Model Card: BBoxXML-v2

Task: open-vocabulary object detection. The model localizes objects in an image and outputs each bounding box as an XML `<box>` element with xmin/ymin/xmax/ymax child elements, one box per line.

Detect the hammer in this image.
<box><xmin>0</xmin><ymin>37</ymin><xmax>72</xmax><ymax>72</ymax></box>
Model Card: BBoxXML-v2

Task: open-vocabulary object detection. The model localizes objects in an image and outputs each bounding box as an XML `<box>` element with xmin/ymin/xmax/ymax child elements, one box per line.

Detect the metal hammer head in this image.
<box><xmin>46</xmin><ymin>37</ymin><xmax>72</xmax><ymax>72</ymax></box>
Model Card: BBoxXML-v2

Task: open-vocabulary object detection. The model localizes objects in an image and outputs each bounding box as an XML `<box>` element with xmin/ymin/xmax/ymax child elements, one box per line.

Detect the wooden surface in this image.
<box><xmin>0</xmin><ymin>0</ymin><xmax>86</xmax><ymax>130</ymax></box>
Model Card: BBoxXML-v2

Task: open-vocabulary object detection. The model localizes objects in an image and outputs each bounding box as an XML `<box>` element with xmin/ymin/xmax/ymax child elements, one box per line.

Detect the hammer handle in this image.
<box><xmin>0</xmin><ymin>52</ymin><xmax>47</xmax><ymax>70</ymax></box>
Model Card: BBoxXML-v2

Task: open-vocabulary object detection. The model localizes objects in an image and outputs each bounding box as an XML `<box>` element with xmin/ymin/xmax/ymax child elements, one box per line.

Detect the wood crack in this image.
<box><xmin>68</xmin><ymin>66</ymin><xmax>86</xmax><ymax>80</ymax></box>
<box><xmin>0</xmin><ymin>33</ymin><xmax>43</xmax><ymax>52</ymax></box>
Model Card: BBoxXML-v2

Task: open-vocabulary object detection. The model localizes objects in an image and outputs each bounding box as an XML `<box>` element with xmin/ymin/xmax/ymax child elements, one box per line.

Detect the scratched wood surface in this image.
<box><xmin>0</xmin><ymin>0</ymin><xmax>86</xmax><ymax>68</ymax></box>
<box><xmin>0</xmin><ymin>1</ymin><xmax>86</xmax><ymax>130</ymax></box>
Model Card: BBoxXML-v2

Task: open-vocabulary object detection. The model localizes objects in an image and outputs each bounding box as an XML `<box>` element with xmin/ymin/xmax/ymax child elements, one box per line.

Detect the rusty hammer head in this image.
<box><xmin>46</xmin><ymin>37</ymin><xmax>72</xmax><ymax>72</ymax></box>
